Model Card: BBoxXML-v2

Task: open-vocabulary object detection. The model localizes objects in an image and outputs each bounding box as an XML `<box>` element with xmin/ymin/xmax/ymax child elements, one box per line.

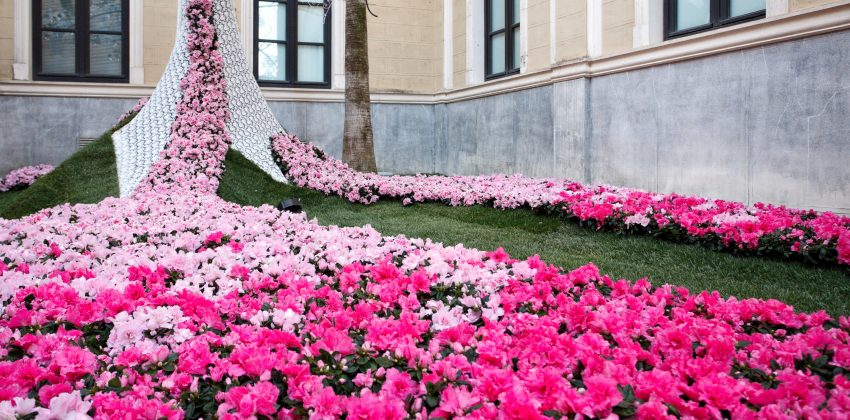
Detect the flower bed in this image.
<box><xmin>0</xmin><ymin>165</ymin><xmax>54</xmax><ymax>193</ymax></box>
<box><xmin>2</xmin><ymin>0</ymin><xmax>849</xmax><ymax>417</ymax></box>
<box><xmin>271</xmin><ymin>133</ymin><xmax>850</xmax><ymax>267</ymax></box>
<box><xmin>1</xmin><ymin>191</ymin><xmax>849</xmax><ymax>419</ymax></box>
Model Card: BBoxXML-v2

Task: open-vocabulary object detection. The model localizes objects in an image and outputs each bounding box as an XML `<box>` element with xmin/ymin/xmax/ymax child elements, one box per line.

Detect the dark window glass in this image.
<box><xmin>34</xmin><ymin>0</ymin><xmax>129</xmax><ymax>82</ymax></box>
<box><xmin>666</xmin><ymin>0</ymin><xmax>765</xmax><ymax>39</ymax></box>
<box><xmin>255</xmin><ymin>1</ymin><xmax>331</xmax><ymax>88</ymax></box>
<box><xmin>486</xmin><ymin>0</ymin><xmax>520</xmax><ymax>80</ymax></box>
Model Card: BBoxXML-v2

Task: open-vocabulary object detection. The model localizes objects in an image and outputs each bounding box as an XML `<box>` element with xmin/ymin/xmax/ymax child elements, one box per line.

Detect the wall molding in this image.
<box><xmin>633</xmin><ymin>0</ymin><xmax>664</xmax><ymax>48</ymax></box>
<box><xmin>12</xmin><ymin>0</ymin><xmax>31</xmax><ymax>80</ymax></box>
<box><xmin>549</xmin><ymin>0</ymin><xmax>557</xmax><ymax>65</ymax></box>
<box><xmin>4</xmin><ymin>2</ymin><xmax>850</xmax><ymax>105</ymax></box>
<box><xmin>129</xmin><ymin>0</ymin><xmax>144</xmax><ymax>84</ymax></box>
<box><xmin>239</xmin><ymin>0</ymin><xmax>254</xmax><ymax>67</ymax></box>
<box><xmin>767</xmin><ymin>0</ymin><xmax>791</xmax><ymax>18</ymax></box>
<box><xmin>520</xmin><ymin>0</ymin><xmax>529</xmax><ymax>73</ymax></box>
<box><xmin>331</xmin><ymin>0</ymin><xmax>346</xmax><ymax>90</ymax></box>
<box><xmin>465</xmin><ymin>0</ymin><xmax>485</xmax><ymax>85</ymax></box>
<box><xmin>443</xmin><ymin>0</ymin><xmax>454</xmax><ymax>90</ymax></box>
<box><xmin>587</xmin><ymin>0</ymin><xmax>603</xmax><ymax>58</ymax></box>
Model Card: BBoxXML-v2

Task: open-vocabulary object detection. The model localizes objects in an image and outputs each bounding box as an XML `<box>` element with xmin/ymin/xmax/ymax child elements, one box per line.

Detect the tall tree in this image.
<box><xmin>341</xmin><ymin>0</ymin><xmax>378</xmax><ymax>172</ymax></box>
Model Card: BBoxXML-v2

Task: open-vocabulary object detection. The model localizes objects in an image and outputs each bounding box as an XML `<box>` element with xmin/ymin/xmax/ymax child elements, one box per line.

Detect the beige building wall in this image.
<box><xmin>792</xmin><ymin>0</ymin><xmax>845</xmax><ymax>11</ymax></box>
<box><xmin>602</xmin><ymin>0</ymin><xmax>634</xmax><ymax>56</ymax></box>
<box><xmin>367</xmin><ymin>0</ymin><xmax>441</xmax><ymax>93</ymax></box>
<box><xmin>3</xmin><ymin>1</ymin><xmax>849</xmax><ymax>89</ymax></box>
<box><xmin>526</xmin><ymin>0</ymin><xmax>551</xmax><ymax>72</ymax></box>
<box><xmin>555</xmin><ymin>0</ymin><xmax>587</xmax><ymax>63</ymax></box>
<box><xmin>0</xmin><ymin>0</ymin><xmax>13</xmax><ymax>81</ymax></box>
<box><xmin>143</xmin><ymin>0</ymin><xmax>178</xmax><ymax>85</ymax></box>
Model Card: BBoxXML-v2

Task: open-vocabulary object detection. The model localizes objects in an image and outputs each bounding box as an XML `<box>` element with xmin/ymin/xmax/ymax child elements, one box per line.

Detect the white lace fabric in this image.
<box><xmin>113</xmin><ymin>0</ymin><xmax>287</xmax><ymax>198</ymax></box>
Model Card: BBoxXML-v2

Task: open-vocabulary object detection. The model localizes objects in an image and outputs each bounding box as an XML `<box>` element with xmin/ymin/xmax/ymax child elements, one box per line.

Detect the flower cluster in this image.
<box><xmin>0</xmin><ymin>164</ymin><xmax>54</xmax><ymax>192</ymax></box>
<box><xmin>1</xmin><ymin>191</ymin><xmax>849</xmax><ymax>419</ymax></box>
<box><xmin>138</xmin><ymin>0</ymin><xmax>231</xmax><ymax>196</ymax></box>
<box><xmin>271</xmin><ymin>132</ymin><xmax>850</xmax><ymax>267</ymax></box>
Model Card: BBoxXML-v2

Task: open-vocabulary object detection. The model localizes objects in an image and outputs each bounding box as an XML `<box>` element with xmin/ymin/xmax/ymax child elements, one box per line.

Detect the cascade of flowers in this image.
<box><xmin>137</xmin><ymin>0</ymin><xmax>232</xmax><ymax>196</ymax></box>
<box><xmin>271</xmin><ymin>132</ymin><xmax>850</xmax><ymax>267</ymax></box>
<box><xmin>0</xmin><ymin>165</ymin><xmax>54</xmax><ymax>193</ymax></box>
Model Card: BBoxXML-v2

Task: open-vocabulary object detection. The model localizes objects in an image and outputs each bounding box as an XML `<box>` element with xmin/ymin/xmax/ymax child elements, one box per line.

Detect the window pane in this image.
<box><xmin>42</xmin><ymin>31</ymin><xmax>76</xmax><ymax>74</ymax></box>
<box><xmin>298</xmin><ymin>45</ymin><xmax>324</xmax><ymax>82</ymax></box>
<box><xmin>490</xmin><ymin>0</ymin><xmax>505</xmax><ymax>31</ymax></box>
<box><xmin>90</xmin><ymin>33</ymin><xmax>122</xmax><ymax>75</ymax></box>
<box><xmin>258</xmin><ymin>42</ymin><xmax>286</xmax><ymax>80</ymax></box>
<box><xmin>676</xmin><ymin>0</ymin><xmax>710</xmax><ymax>31</ymax></box>
<box><xmin>729</xmin><ymin>0</ymin><xmax>765</xmax><ymax>17</ymax></box>
<box><xmin>512</xmin><ymin>0</ymin><xmax>519</xmax><ymax>24</ymax></box>
<box><xmin>490</xmin><ymin>32</ymin><xmax>505</xmax><ymax>74</ymax></box>
<box><xmin>298</xmin><ymin>4</ymin><xmax>324</xmax><ymax>43</ymax></box>
<box><xmin>90</xmin><ymin>0</ymin><xmax>122</xmax><ymax>32</ymax></box>
<box><xmin>258</xmin><ymin>1</ymin><xmax>286</xmax><ymax>41</ymax></box>
<box><xmin>511</xmin><ymin>27</ymin><xmax>520</xmax><ymax>70</ymax></box>
<box><xmin>42</xmin><ymin>0</ymin><xmax>76</xmax><ymax>29</ymax></box>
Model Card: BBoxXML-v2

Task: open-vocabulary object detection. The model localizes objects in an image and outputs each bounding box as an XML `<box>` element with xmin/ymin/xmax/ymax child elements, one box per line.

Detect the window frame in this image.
<box><xmin>665</xmin><ymin>0</ymin><xmax>766</xmax><ymax>40</ymax></box>
<box><xmin>484</xmin><ymin>0</ymin><xmax>520</xmax><ymax>81</ymax></box>
<box><xmin>33</xmin><ymin>0</ymin><xmax>130</xmax><ymax>83</ymax></box>
<box><xmin>253</xmin><ymin>0</ymin><xmax>332</xmax><ymax>89</ymax></box>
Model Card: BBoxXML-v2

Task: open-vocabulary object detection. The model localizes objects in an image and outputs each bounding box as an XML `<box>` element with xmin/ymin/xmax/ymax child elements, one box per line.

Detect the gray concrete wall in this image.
<box><xmin>578</xmin><ymin>29</ymin><xmax>850</xmax><ymax>212</ymax></box>
<box><xmin>433</xmin><ymin>29</ymin><xmax>850</xmax><ymax>213</ymax></box>
<box><xmin>267</xmin><ymin>102</ymin><xmax>439</xmax><ymax>175</ymax></box>
<box><xmin>0</xmin><ymin>97</ymin><xmax>136</xmax><ymax>176</ymax></box>
<box><xmin>0</xmin><ymin>29</ymin><xmax>848</xmax><ymax>212</ymax></box>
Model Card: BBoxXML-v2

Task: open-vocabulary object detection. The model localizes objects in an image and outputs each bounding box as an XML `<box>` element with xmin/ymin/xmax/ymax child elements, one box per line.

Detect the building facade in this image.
<box><xmin>1</xmin><ymin>0</ymin><xmax>849</xmax><ymax>212</ymax></box>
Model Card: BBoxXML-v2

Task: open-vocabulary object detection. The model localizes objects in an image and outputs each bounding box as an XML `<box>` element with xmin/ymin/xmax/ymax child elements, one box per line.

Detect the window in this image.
<box><xmin>33</xmin><ymin>0</ymin><xmax>129</xmax><ymax>82</ymax></box>
<box><xmin>665</xmin><ymin>0</ymin><xmax>765</xmax><ymax>39</ymax></box>
<box><xmin>485</xmin><ymin>0</ymin><xmax>520</xmax><ymax>80</ymax></box>
<box><xmin>254</xmin><ymin>1</ymin><xmax>331</xmax><ymax>88</ymax></box>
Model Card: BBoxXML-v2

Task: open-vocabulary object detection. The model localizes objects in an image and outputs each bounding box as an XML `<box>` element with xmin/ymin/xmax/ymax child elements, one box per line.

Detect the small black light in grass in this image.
<box><xmin>277</xmin><ymin>198</ymin><xmax>303</xmax><ymax>214</ymax></box>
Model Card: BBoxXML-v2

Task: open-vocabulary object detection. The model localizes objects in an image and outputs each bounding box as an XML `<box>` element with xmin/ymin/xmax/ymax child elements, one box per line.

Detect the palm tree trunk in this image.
<box><xmin>342</xmin><ymin>0</ymin><xmax>378</xmax><ymax>173</ymax></box>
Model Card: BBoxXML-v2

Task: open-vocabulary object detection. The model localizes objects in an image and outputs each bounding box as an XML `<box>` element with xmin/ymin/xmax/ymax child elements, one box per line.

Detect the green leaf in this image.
<box><xmin>543</xmin><ymin>409</ymin><xmax>562</xmax><ymax>419</ymax></box>
<box><xmin>735</xmin><ymin>340</ymin><xmax>752</xmax><ymax>350</ymax></box>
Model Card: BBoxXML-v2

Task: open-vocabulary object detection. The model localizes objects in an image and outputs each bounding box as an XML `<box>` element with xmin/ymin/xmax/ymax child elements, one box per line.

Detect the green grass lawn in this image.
<box><xmin>0</xmin><ymin>190</ymin><xmax>24</xmax><ymax>215</ymax></box>
<box><xmin>0</xmin><ymin>133</ymin><xmax>119</xmax><ymax>219</ymax></box>
<box><xmin>2</xmin><ymin>135</ymin><xmax>849</xmax><ymax>314</ymax></box>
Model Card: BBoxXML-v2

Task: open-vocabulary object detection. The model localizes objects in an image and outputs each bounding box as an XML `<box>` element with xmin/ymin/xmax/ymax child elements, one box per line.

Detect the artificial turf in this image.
<box><xmin>2</xmin><ymin>135</ymin><xmax>849</xmax><ymax>315</ymax></box>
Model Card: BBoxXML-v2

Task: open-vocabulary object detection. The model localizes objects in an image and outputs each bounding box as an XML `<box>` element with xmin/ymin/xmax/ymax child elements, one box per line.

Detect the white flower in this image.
<box><xmin>35</xmin><ymin>391</ymin><xmax>92</xmax><ymax>420</ymax></box>
<box><xmin>0</xmin><ymin>397</ymin><xmax>35</xmax><ymax>420</ymax></box>
<box><xmin>624</xmin><ymin>213</ymin><xmax>651</xmax><ymax>227</ymax></box>
<box><xmin>0</xmin><ymin>402</ymin><xmax>14</xmax><ymax>420</ymax></box>
<box><xmin>482</xmin><ymin>295</ymin><xmax>504</xmax><ymax>321</ymax></box>
<box><xmin>251</xmin><ymin>310</ymin><xmax>271</xmax><ymax>326</ymax></box>
<box><xmin>431</xmin><ymin>305</ymin><xmax>463</xmax><ymax>331</ymax></box>
<box><xmin>107</xmin><ymin>306</ymin><xmax>187</xmax><ymax>354</ymax></box>
<box><xmin>272</xmin><ymin>308</ymin><xmax>302</xmax><ymax>332</ymax></box>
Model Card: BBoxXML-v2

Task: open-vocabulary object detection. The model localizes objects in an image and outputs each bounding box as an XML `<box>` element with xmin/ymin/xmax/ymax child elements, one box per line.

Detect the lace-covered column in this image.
<box><xmin>112</xmin><ymin>0</ymin><xmax>287</xmax><ymax>197</ymax></box>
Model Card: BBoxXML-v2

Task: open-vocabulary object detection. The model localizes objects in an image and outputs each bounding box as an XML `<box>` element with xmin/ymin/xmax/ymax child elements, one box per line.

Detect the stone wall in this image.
<box><xmin>1</xmin><ymin>29</ymin><xmax>848</xmax><ymax>212</ymax></box>
<box><xmin>0</xmin><ymin>97</ymin><xmax>136</xmax><ymax>175</ymax></box>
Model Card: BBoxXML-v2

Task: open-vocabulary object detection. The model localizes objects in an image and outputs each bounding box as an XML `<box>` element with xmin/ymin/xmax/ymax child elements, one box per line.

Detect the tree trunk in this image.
<box><xmin>342</xmin><ymin>0</ymin><xmax>378</xmax><ymax>173</ymax></box>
